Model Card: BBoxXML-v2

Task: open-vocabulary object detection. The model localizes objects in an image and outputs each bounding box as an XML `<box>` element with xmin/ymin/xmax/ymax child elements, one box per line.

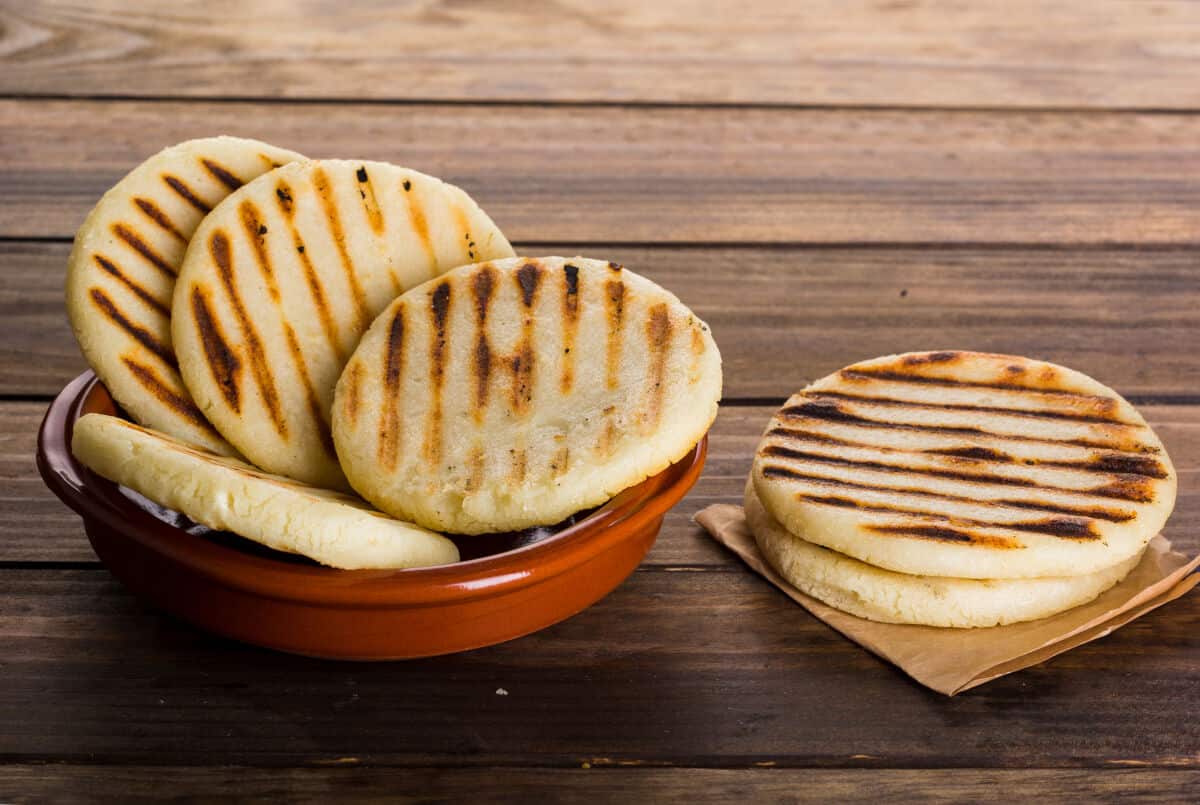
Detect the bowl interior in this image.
<box><xmin>39</xmin><ymin>372</ymin><xmax>707</xmax><ymax>603</ymax></box>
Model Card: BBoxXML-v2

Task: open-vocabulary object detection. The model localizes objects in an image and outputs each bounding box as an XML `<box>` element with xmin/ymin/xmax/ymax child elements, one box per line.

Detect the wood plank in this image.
<box><xmin>7</xmin><ymin>402</ymin><xmax>1199</xmax><ymax>566</ymax></box>
<box><xmin>2</xmin><ymin>766</ymin><xmax>1197</xmax><ymax>803</ymax></box>
<box><xmin>5</xmin><ymin>242</ymin><xmax>1198</xmax><ymax>398</ymax></box>
<box><xmin>3</xmin><ymin>2</ymin><xmax>1200</xmax><ymax>109</ymax></box>
<box><xmin>5</xmin><ymin>100</ymin><xmax>1200</xmax><ymax>243</ymax></box>
<box><xmin>0</xmin><ymin>565</ymin><xmax>1196</xmax><ymax>767</ymax></box>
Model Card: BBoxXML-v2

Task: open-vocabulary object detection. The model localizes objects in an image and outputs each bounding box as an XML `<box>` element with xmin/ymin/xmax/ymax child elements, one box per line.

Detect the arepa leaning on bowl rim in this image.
<box><xmin>745</xmin><ymin>483</ymin><xmax>1143</xmax><ymax>628</ymax></box>
<box><xmin>751</xmin><ymin>351</ymin><xmax>1176</xmax><ymax>579</ymax></box>
<box><xmin>332</xmin><ymin>256</ymin><xmax>723</xmax><ymax>534</ymax></box>
<box><xmin>172</xmin><ymin>159</ymin><xmax>515</xmax><ymax>488</ymax></box>
<box><xmin>66</xmin><ymin>136</ymin><xmax>305</xmax><ymax>454</ymax></box>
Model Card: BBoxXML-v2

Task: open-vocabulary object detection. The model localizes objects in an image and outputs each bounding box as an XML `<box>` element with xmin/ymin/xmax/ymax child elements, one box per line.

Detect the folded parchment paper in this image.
<box><xmin>696</xmin><ymin>503</ymin><xmax>1200</xmax><ymax>695</ymax></box>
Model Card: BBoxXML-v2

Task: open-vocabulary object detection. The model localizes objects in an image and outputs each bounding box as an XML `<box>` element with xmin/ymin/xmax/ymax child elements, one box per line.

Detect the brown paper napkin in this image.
<box><xmin>695</xmin><ymin>504</ymin><xmax>1200</xmax><ymax>695</ymax></box>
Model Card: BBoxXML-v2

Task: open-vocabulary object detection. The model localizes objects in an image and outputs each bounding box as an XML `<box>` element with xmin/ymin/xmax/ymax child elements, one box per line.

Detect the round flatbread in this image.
<box><xmin>745</xmin><ymin>485</ymin><xmax>1142</xmax><ymax>628</ymax></box>
<box><xmin>66</xmin><ymin>137</ymin><xmax>305</xmax><ymax>454</ymax></box>
<box><xmin>172</xmin><ymin>159</ymin><xmax>514</xmax><ymax>488</ymax></box>
<box><xmin>332</xmin><ymin>256</ymin><xmax>722</xmax><ymax>534</ymax></box>
<box><xmin>71</xmin><ymin>413</ymin><xmax>459</xmax><ymax>570</ymax></box>
<box><xmin>752</xmin><ymin>351</ymin><xmax>1176</xmax><ymax>579</ymax></box>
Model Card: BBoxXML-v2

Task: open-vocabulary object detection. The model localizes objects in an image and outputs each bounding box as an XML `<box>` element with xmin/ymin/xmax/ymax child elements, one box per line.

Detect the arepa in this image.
<box><xmin>71</xmin><ymin>413</ymin><xmax>459</xmax><ymax>570</ymax></box>
<box><xmin>332</xmin><ymin>256</ymin><xmax>722</xmax><ymax>534</ymax></box>
<box><xmin>172</xmin><ymin>159</ymin><xmax>514</xmax><ymax>488</ymax></box>
<box><xmin>66</xmin><ymin>137</ymin><xmax>305</xmax><ymax>454</ymax></box>
<box><xmin>752</xmin><ymin>351</ymin><xmax>1176</xmax><ymax>579</ymax></box>
<box><xmin>745</xmin><ymin>484</ymin><xmax>1142</xmax><ymax>628</ymax></box>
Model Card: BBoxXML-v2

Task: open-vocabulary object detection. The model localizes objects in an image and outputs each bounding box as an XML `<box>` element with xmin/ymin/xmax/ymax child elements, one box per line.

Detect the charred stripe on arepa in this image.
<box><xmin>378</xmin><ymin>306</ymin><xmax>407</xmax><ymax>470</ymax></box>
<box><xmin>282</xmin><ymin>323</ymin><xmax>337</xmax><ymax>459</ymax></box>
<box><xmin>201</xmin><ymin>158</ymin><xmax>244</xmax><ymax>191</ymax></box>
<box><xmin>767</xmin><ymin>426</ymin><xmax>1170</xmax><ymax>479</ymax></box>
<box><xmin>605</xmin><ymin>278</ymin><xmax>626</xmax><ymax>390</ymax></box>
<box><xmin>162</xmin><ymin>174</ymin><xmax>212</xmax><ymax>213</ymax></box>
<box><xmin>92</xmin><ymin>255</ymin><xmax>170</xmax><ymax>316</ymax></box>
<box><xmin>804</xmin><ymin>390</ymin><xmax>1136</xmax><ymax>426</ymax></box>
<box><xmin>424</xmin><ymin>282</ymin><xmax>452</xmax><ymax>463</ymax></box>
<box><xmin>190</xmin><ymin>285</ymin><xmax>241</xmax><ymax>412</ymax></box>
<box><xmin>758</xmin><ymin>464</ymin><xmax>1133</xmax><ymax>524</ymax></box>
<box><xmin>342</xmin><ymin>359</ymin><xmax>363</xmax><ymax>430</ymax></box>
<box><xmin>132</xmin><ymin>197</ymin><xmax>188</xmax><ymax>243</ymax></box>
<box><xmin>472</xmin><ymin>265</ymin><xmax>497</xmax><ymax>418</ymax></box>
<box><xmin>642</xmin><ymin>303</ymin><xmax>672</xmax><ymax>432</ymax></box>
<box><xmin>454</xmin><ymin>207</ymin><xmax>477</xmax><ymax>262</ymax></box>
<box><xmin>239</xmin><ymin>200</ymin><xmax>280</xmax><ymax>302</ymax></box>
<box><xmin>354</xmin><ymin>165</ymin><xmax>385</xmax><ymax>234</ymax></box>
<box><xmin>120</xmin><ymin>356</ymin><xmax>222</xmax><ymax>436</ymax></box>
<box><xmin>312</xmin><ymin>165</ymin><xmax>371</xmax><ymax>331</ymax></box>
<box><xmin>760</xmin><ymin>443</ymin><xmax>1154</xmax><ymax>502</ymax></box>
<box><xmin>406</xmin><ymin>181</ymin><xmax>435</xmax><ymax>265</ymax></box>
<box><xmin>561</xmin><ymin>263</ymin><xmax>580</xmax><ymax>393</ymax></box>
<box><xmin>840</xmin><ymin>367</ymin><xmax>1112</xmax><ymax>398</ymax></box>
<box><xmin>779</xmin><ymin>399</ymin><xmax>1155</xmax><ymax>453</ymax></box>
<box><xmin>209</xmin><ymin>230</ymin><xmax>287</xmax><ymax>436</ymax></box>
<box><xmin>511</xmin><ymin>262</ymin><xmax>542</xmax><ymax>416</ymax></box>
<box><xmin>111</xmin><ymin>223</ymin><xmax>177</xmax><ymax>280</ymax></box>
<box><xmin>863</xmin><ymin>524</ymin><xmax>1023</xmax><ymax>549</ymax></box>
<box><xmin>276</xmin><ymin>178</ymin><xmax>344</xmax><ymax>360</ymax></box>
<box><xmin>88</xmin><ymin>287</ymin><xmax>175</xmax><ymax>368</ymax></box>
<box><xmin>794</xmin><ymin>493</ymin><xmax>1107</xmax><ymax>537</ymax></box>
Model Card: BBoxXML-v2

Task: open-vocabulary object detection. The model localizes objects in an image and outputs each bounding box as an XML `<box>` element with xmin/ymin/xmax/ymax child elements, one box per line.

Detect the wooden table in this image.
<box><xmin>3</xmin><ymin>2</ymin><xmax>1199</xmax><ymax>801</ymax></box>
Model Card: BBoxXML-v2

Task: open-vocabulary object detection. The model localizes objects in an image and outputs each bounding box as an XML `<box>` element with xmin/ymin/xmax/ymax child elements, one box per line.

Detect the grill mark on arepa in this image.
<box><xmin>342</xmin><ymin>360</ymin><xmax>363</xmax><ymax>430</ymax></box>
<box><xmin>162</xmin><ymin>175</ymin><xmax>212</xmax><ymax>213</ymax></box>
<box><xmin>116</xmin><ymin>360</ymin><xmax>221</xmax><ymax>435</ymax></box>
<box><xmin>840</xmin><ymin>368</ymin><xmax>1101</xmax><ymax>398</ymax></box>
<box><xmin>406</xmin><ymin>183</ymin><xmax>435</xmax><ymax>267</ymax></box>
<box><xmin>605</xmin><ymin>279</ymin><xmax>625</xmax><ymax>390</ymax></box>
<box><xmin>282</xmin><ymin>323</ymin><xmax>336</xmax><ymax>459</ymax></box>
<box><xmin>132</xmin><ymin>198</ymin><xmax>188</xmax><ymax>243</ymax></box>
<box><xmin>111</xmin><ymin>223</ymin><xmax>177</xmax><ymax>280</ymax></box>
<box><xmin>209</xmin><ymin>231</ymin><xmax>287</xmax><ymax>436</ymax></box>
<box><xmin>511</xmin><ymin>263</ymin><xmax>541</xmax><ymax>416</ymax></box>
<box><xmin>190</xmin><ymin>286</ymin><xmax>241</xmax><ymax>412</ymax></box>
<box><xmin>312</xmin><ymin>166</ymin><xmax>371</xmax><ymax>331</ymax></box>
<box><xmin>643</xmin><ymin>303</ymin><xmax>672</xmax><ymax>432</ymax></box>
<box><xmin>471</xmin><ymin>266</ymin><xmax>496</xmax><ymax>419</ymax></box>
<box><xmin>804</xmin><ymin>390</ymin><xmax>1136</xmax><ymax>426</ymax></box>
<box><xmin>378</xmin><ymin>306</ymin><xmax>407</xmax><ymax>470</ymax></box>
<box><xmin>761</xmin><ymin>443</ymin><xmax>1153</xmax><ymax>502</ymax></box>
<box><xmin>780</xmin><ymin>400</ymin><xmax>1154</xmax><ymax>453</ymax></box>
<box><xmin>794</xmin><ymin>493</ymin><xmax>1102</xmax><ymax>539</ymax></box>
<box><xmin>275</xmin><ymin>179</ymin><xmax>343</xmax><ymax>360</ymax></box>
<box><xmin>88</xmin><ymin>287</ymin><xmax>175</xmax><ymax>368</ymax></box>
<box><xmin>767</xmin><ymin>426</ymin><xmax>1169</xmax><ymax>479</ymax></box>
<box><xmin>354</xmin><ymin>166</ymin><xmax>385</xmax><ymax>234</ymax></box>
<box><xmin>424</xmin><ymin>282</ymin><xmax>452</xmax><ymax>463</ymax></box>
<box><xmin>561</xmin><ymin>264</ymin><xmax>580</xmax><ymax>393</ymax></box>
<box><xmin>92</xmin><ymin>255</ymin><xmax>169</xmax><ymax>316</ymax></box>
<box><xmin>759</xmin><ymin>465</ymin><xmax>1135</xmax><ymax>523</ymax></box>
<box><xmin>200</xmin><ymin>158</ymin><xmax>243</xmax><ymax>191</ymax></box>
<box><xmin>239</xmin><ymin>200</ymin><xmax>280</xmax><ymax>301</ymax></box>
<box><xmin>454</xmin><ymin>207</ymin><xmax>476</xmax><ymax>262</ymax></box>
<box><xmin>863</xmin><ymin>524</ymin><xmax>1022</xmax><ymax>549</ymax></box>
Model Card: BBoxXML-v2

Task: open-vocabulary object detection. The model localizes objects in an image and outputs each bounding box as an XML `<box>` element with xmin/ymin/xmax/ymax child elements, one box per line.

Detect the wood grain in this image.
<box><xmin>6</xmin><ymin>242</ymin><xmax>1199</xmax><ymax>400</ymax></box>
<box><xmin>8</xmin><ymin>402</ymin><xmax>1199</xmax><ymax>564</ymax></box>
<box><xmin>1</xmin><ymin>565</ymin><xmax>1196</xmax><ymax>767</ymax></box>
<box><xmin>3</xmin><ymin>2</ymin><xmax>1200</xmax><ymax>109</ymax></box>
<box><xmin>3</xmin><ymin>766</ymin><xmax>1198</xmax><ymax>803</ymax></box>
<box><xmin>5</xmin><ymin>100</ymin><xmax>1200</xmax><ymax>243</ymax></box>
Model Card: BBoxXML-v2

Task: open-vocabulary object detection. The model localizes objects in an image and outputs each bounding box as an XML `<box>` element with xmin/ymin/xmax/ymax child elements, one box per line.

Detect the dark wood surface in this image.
<box><xmin>2</xmin><ymin>2</ymin><xmax>1198</xmax><ymax>802</ymax></box>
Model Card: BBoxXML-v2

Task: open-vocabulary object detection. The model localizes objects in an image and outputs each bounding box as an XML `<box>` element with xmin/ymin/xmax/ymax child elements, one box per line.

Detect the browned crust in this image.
<box><xmin>804</xmin><ymin>390</ymin><xmax>1137</xmax><ymax>426</ymax></box>
<box><xmin>275</xmin><ymin>178</ymin><xmax>344</xmax><ymax>362</ymax></box>
<box><xmin>92</xmin><ymin>255</ymin><xmax>169</xmax><ymax>316</ymax></box>
<box><xmin>201</xmin><ymin>158</ymin><xmax>244</xmax><ymax>191</ymax></box>
<box><xmin>189</xmin><ymin>285</ymin><xmax>241</xmax><ymax>413</ymax></box>
<box><xmin>471</xmin><ymin>266</ymin><xmax>497</xmax><ymax>420</ymax></box>
<box><xmin>423</xmin><ymin>282</ymin><xmax>451</xmax><ymax>463</ymax></box>
<box><xmin>132</xmin><ymin>197</ymin><xmax>188</xmax><ymax>243</ymax></box>
<box><xmin>605</xmin><ymin>279</ymin><xmax>625</xmax><ymax>390</ymax></box>
<box><xmin>312</xmin><ymin>166</ymin><xmax>370</xmax><ymax>332</ymax></box>
<box><xmin>642</xmin><ymin>303</ymin><xmax>672</xmax><ymax>433</ymax></box>
<box><xmin>111</xmin><ymin>223</ymin><xmax>177</xmax><ymax>280</ymax></box>
<box><xmin>162</xmin><ymin>174</ymin><xmax>212</xmax><ymax>213</ymax></box>
<box><xmin>88</xmin><ymin>287</ymin><xmax>175</xmax><ymax>368</ymax></box>
<box><xmin>378</xmin><ymin>307</ymin><xmax>407</xmax><ymax>471</ymax></box>
<box><xmin>117</xmin><ymin>357</ymin><xmax>222</xmax><ymax>436</ymax></box>
<box><xmin>282</xmin><ymin>322</ymin><xmax>336</xmax><ymax>459</ymax></box>
<box><xmin>239</xmin><ymin>200</ymin><xmax>280</xmax><ymax>302</ymax></box>
<box><xmin>560</xmin><ymin>263</ymin><xmax>580</xmax><ymax>393</ymax></box>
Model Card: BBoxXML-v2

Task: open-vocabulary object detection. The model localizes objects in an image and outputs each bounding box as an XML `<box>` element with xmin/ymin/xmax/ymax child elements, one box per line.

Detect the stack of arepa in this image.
<box><xmin>747</xmin><ymin>351</ymin><xmax>1177</xmax><ymax>628</ymax></box>
<box><xmin>65</xmin><ymin>136</ymin><xmax>723</xmax><ymax>570</ymax></box>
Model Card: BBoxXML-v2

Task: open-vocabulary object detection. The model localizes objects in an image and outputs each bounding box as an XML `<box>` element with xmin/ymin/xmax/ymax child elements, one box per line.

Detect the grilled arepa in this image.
<box><xmin>72</xmin><ymin>413</ymin><xmax>459</xmax><ymax>570</ymax></box>
<box><xmin>331</xmin><ymin>256</ymin><xmax>722</xmax><ymax>534</ymax></box>
<box><xmin>745</xmin><ymin>484</ymin><xmax>1142</xmax><ymax>627</ymax></box>
<box><xmin>66</xmin><ymin>137</ymin><xmax>305</xmax><ymax>454</ymax></box>
<box><xmin>752</xmin><ymin>351</ymin><xmax>1176</xmax><ymax>579</ymax></box>
<box><xmin>172</xmin><ymin>159</ymin><xmax>514</xmax><ymax>488</ymax></box>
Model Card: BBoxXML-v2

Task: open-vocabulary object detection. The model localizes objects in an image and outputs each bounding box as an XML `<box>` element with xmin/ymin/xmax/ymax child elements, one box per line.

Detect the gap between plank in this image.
<box><xmin>6</xmin><ymin>92</ymin><xmax>1200</xmax><ymax>116</ymax></box>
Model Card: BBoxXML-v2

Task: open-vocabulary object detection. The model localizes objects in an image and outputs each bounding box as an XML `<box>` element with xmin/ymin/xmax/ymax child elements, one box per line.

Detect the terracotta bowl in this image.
<box><xmin>38</xmin><ymin>372</ymin><xmax>707</xmax><ymax>660</ymax></box>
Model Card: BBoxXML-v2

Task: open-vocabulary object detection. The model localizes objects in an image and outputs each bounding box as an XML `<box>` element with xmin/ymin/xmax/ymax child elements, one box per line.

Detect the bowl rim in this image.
<box><xmin>38</xmin><ymin>372</ymin><xmax>707</xmax><ymax>608</ymax></box>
